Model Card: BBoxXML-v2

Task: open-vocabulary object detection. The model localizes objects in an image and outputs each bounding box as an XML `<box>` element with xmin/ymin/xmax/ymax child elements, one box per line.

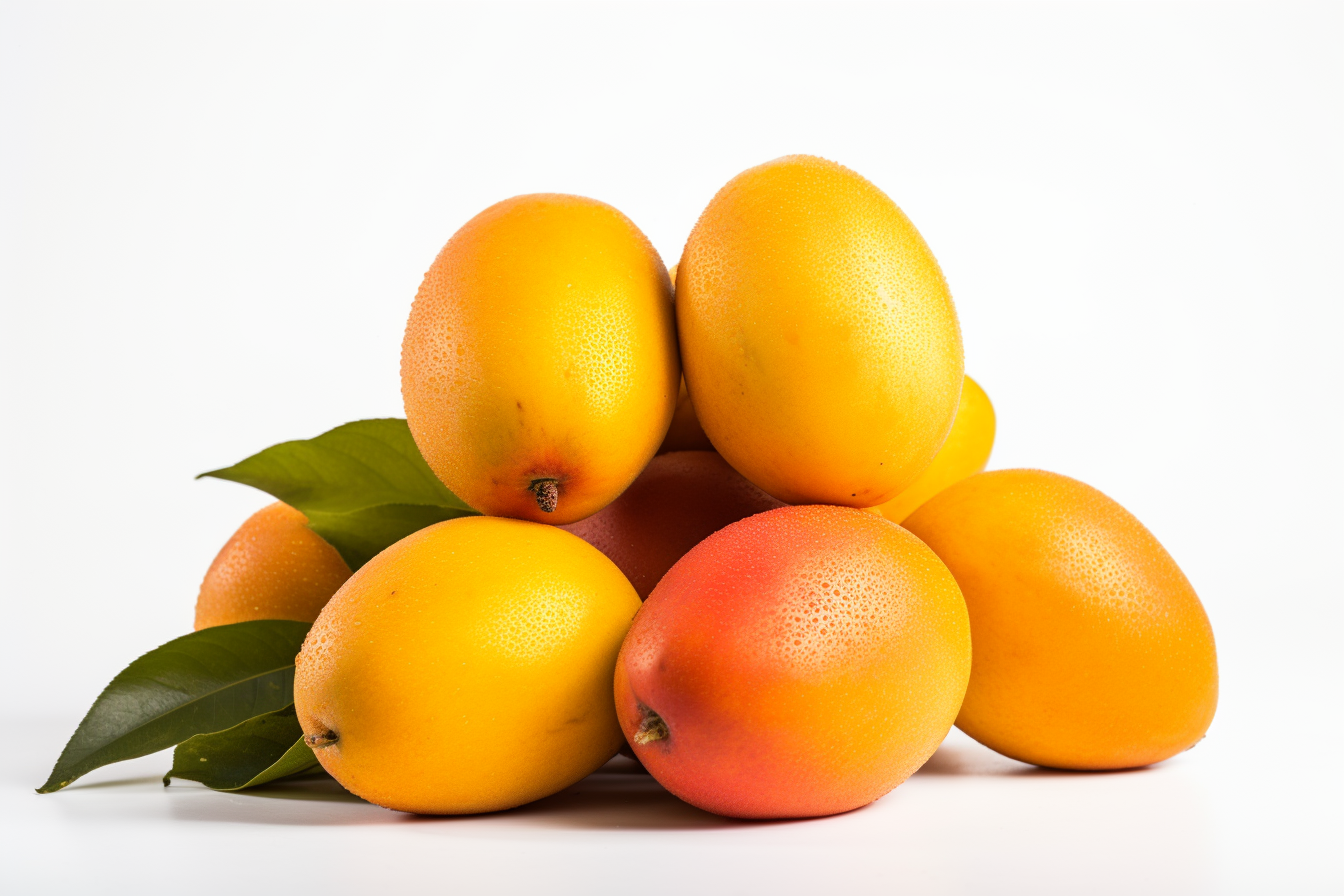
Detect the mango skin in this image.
<box><xmin>657</xmin><ymin>378</ymin><xmax>714</xmax><ymax>454</ymax></box>
<box><xmin>401</xmin><ymin>194</ymin><xmax>679</xmax><ymax>524</ymax></box>
<box><xmin>194</xmin><ymin>502</ymin><xmax>351</xmax><ymax>630</ymax></box>
<box><xmin>294</xmin><ymin>516</ymin><xmax>642</xmax><ymax>814</ymax></box>
<box><xmin>616</xmin><ymin>505</ymin><xmax>971</xmax><ymax>819</ymax></box>
<box><xmin>874</xmin><ymin>375</ymin><xmax>995</xmax><ymax>523</ymax></box>
<box><xmin>677</xmin><ymin>155</ymin><xmax>963</xmax><ymax>507</ymax></box>
<box><xmin>561</xmin><ymin>450</ymin><xmax>783</xmax><ymax>599</ymax></box>
<box><xmin>656</xmin><ymin>264</ymin><xmax>713</xmax><ymax>454</ymax></box>
<box><xmin>904</xmin><ymin>470</ymin><xmax>1219</xmax><ymax>770</ymax></box>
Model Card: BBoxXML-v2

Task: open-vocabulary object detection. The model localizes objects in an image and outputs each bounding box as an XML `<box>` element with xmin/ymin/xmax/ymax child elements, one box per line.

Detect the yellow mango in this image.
<box><xmin>874</xmin><ymin>375</ymin><xmax>995</xmax><ymax>523</ymax></box>
<box><xmin>402</xmin><ymin>194</ymin><xmax>679</xmax><ymax>523</ymax></box>
<box><xmin>677</xmin><ymin>155</ymin><xmax>963</xmax><ymax>506</ymax></box>
<box><xmin>294</xmin><ymin>516</ymin><xmax>641</xmax><ymax>814</ymax></box>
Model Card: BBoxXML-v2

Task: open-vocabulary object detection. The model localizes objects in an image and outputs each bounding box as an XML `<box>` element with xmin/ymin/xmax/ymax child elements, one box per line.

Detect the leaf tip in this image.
<box><xmin>35</xmin><ymin>776</ymin><xmax>69</xmax><ymax>795</ymax></box>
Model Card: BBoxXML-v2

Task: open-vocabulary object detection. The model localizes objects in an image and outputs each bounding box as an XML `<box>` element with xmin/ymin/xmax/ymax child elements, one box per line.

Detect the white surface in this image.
<box><xmin>1</xmin><ymin>2</ymin><xmax>1341</xmax><ymax>893</ymax></box>
<box><xmin>3</xmin><ymin>718</ymin><xmax>1335</xmax><ymax>895</ymax></box>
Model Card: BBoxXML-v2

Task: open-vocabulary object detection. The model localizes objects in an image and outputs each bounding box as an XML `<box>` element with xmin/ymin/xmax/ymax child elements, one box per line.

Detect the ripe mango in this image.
<box><xmin>677</xmin><ymin>155</ymin><xmax>963</xmax><ymax>506</ymax></box>
<box><xmin>402</xmin><ymin>194</ymin><xmax>679</xmax><ymax>523</ymax></box>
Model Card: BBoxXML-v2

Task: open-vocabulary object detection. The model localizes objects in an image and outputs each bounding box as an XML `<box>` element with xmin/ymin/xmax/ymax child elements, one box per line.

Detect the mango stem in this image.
<box><xmin>305</xmin><ymin>729</ymin><xmax>339</xmax><ymax>749</ymax></box>
<box><xmin>531</xmin><ymin>479</ymin><xmax>560</xmax><ymax>513</ymax></box>
<box><xmin>633</xmin><ymin>707</ymin><xmax>668</xmax><ymax>745</ymax></box>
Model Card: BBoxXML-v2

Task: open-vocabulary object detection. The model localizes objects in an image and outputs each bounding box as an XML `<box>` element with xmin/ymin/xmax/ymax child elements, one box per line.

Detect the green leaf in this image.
<box><xmin>198</xmin><ymin>418</ymin><xmax>477</xmax><ymax>568</ymax></box>
<box><xmin>38</xmin><ymin>620</ymin><xmax>312</xmax><ymax>794</ymax></box>
<box><xmin>199</xmin><ymin>417</ymin><xmax>472</xmax><ymax>513</ymax></box>
<box><xmin>304</xmin><ymin>503</ymin><xmax>473</xmax><ymax>571</ymax></box>
<box><xmin>164</xmin><ymin>705</ymin><xmax>324</xmax><ymax>791</ymax></box>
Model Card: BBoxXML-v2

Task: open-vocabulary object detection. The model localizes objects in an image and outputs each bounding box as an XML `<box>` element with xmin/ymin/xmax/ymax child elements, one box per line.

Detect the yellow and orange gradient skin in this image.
<box><xmin>401</xmin><ymin>194</ymin><xmax>680</xmax><ymax>524</ymax></box>
<box><xmin>904</xmin><ymin>470</ymin><xmax>1218</xmax><ymax>770</ymax></box>
<box><xmin>616</xmin><ymin>505</ymin><xmax>971</xmax><ymax>819</ymax></box>
<box><xmin>294</xmin><ymin>516</ymin><xmax>642</xmax><ymax>815</ymax></box>
<box><xmin>874</xmin><ymin>375</ymin><xmax>996</xmax><ymax>523</ymax></box>
<box><xmin>194</xmin><ymin>502</ymin><xmax>352</xmax><ymax>630</ymax></box>
<box><xmin>676</xmin><ymin>155</ymin><xmax>964</xmax><ymax>507</ymax></box>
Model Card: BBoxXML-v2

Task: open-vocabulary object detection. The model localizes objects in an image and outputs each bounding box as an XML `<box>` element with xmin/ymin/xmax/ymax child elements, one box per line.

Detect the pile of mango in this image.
<box><xmin>44</xmin><ymin>156</ymin><xmax>1217</xmax><ymax>819</ymax></box>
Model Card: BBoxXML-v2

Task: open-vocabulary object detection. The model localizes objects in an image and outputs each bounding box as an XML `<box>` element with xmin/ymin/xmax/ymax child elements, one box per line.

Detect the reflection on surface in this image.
<box><xmin>65</xmin><ymin>775</ymin><xmax>167</xmax><ymax>791</ymax></box>
<box><xmin>460</xmin><ymin>766</ymin><xmax>730</xmax><ymax>832</ymax></box>
<box><xmin>233</xmin><ymin>773</ymin><xmax>364</xmax><ymax>804</ymax></box>
<box><xmin>916</xmin><ymin>734</ymin><xmax>1165</xmax><ymax>778</ymax></box>
<box><xmin>53</xmin><ymin>727</ymin><xmax>1204</xmax><ymax>862</ymax></box>
<box><xmin>20</xmin><ymin>716</ymin><xmax>1219</xmax><ymax>891</ymax></box>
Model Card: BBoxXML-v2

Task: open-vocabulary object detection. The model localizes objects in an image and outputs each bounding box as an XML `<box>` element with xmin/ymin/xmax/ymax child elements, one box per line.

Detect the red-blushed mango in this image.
<box><xmin>194</xmin><ymin>502</ymin><xmax>351</xmax><ymax>630</ymax></box>
<box><xmin>615</xmin><ymin>505</ymin><xmax>971</xmax><ymax>819</ymax></box>
<box><xmin>904</xmin><ymin>469</ymin><xmax>1218</xmax><ymax>770</ymax></box>
<box><xmin>401</xmin><ymin>194</ymin><xmax>679</xmax><ymax>524</ymax></box>
<box><xmin>874</xmin><ymin>375</ymin><xmax>995</xmax><ymax>523</ymax></box>
<box><xmin>561</xmin><ymin>451</ymin><xmax>783</xmax><ymax>599</ymax></box>
<box><xmin>676</xmin><ymin>155</ymin><xmax>963</xmax><ymax>507</ymax></box>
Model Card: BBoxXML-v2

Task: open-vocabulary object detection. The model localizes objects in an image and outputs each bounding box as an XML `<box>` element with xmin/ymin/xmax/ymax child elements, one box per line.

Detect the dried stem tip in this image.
<box><xmin>531</xmin><ymin>479</ymin><xmax>560</xmax><ymax>513</ymax></box>
<box><xmin>633</xmin><ymin>708</ymin><xmax>669</xmax><ymax>745</ymax></box>
<box><xmin>305</xmin><ymin>730</ymin><xmax>339</xmax><ymax>749</ymax></box>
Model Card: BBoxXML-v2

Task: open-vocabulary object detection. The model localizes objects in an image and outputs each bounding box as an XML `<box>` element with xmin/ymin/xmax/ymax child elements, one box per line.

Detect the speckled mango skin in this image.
<box><xmin>194</xmin><ymin>502</ymin><xmax>351</xmax><ymax>630</ymax></box>
<box><xmin>401</xmin><ymin>194</ymin><xmax>679</xmax><ymax>524</ymax></box>
<box><xmin>294</xmin><ymin>516</ymin><xmax>642</xmax><ymax>815</ymax></box>
<box><xmin>676</xmin><ymin>155</ymin><xmax>963</xmax><ymax>506</ymax></box>
<box><xmin>874</xmin><ymin>375</ymin><xmax>996</xmax><ymax>523</ymax></box>
<box><xmin>903</xmin><ymin>469</ymin><xmax>1219</xmax><ymax>770</ymax></box>
<box><xmin>616</xmin><ymin>505</ymin><xmax>971</xmax><ymax>819</ymax></box>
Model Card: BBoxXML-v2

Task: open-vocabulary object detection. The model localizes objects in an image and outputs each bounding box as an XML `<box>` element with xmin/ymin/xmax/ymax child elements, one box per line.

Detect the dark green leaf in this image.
<box><xmin>305</xmin><ymin>503</ymin><xmax>472</xmax><ymax>570</ymax></box>
<box><xmin>38</xmin><ymin>621</ymin><xmax>311</xmax><ymax>794</ymax></box>
<box><xmin>198</xmin><ymin>418</ymin><xmax>473</xmax><ymax>513</ymax></box>
<box><xmin>164</xmin><ymin>705</ymin><xmax>324</xmax><ymax>791</ymax></box>
<box><xmin>198</xmin><ymin>418</ymin><xmax>478</xmax><ymax>568</ymax></box>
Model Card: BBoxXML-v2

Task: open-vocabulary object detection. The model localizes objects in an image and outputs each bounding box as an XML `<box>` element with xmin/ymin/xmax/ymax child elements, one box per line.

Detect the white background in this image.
<box><xmin>1</xmin><ymin>2</ymin><xmax>1340</xmax><ymax>893</ymax></box>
